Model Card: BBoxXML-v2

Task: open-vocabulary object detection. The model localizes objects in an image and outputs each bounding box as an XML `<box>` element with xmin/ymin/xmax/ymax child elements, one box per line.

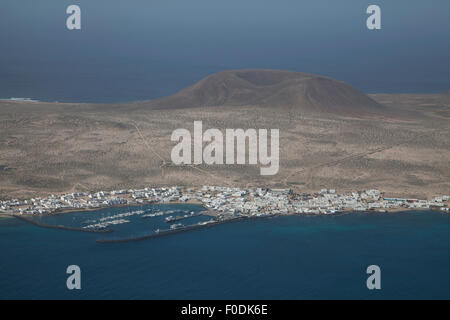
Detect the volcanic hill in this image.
<box><xmin>147</xmin><ymin>69</ymin><xmax>385</xmax><ymax>116</ymax></box>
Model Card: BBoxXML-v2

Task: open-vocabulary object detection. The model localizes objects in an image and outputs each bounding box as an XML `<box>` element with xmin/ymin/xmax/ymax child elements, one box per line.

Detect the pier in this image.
<box><xmin>164</xmin><ymin>212</ymin><xmax>202</xmax><ymax>223</ymax></box>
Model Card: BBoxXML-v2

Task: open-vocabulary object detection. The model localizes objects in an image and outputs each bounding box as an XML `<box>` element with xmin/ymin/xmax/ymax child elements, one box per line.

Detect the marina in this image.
<box><xmin>96</xmin><ymin>213</ymin><xmax>281</xmax><ymax>243</ymax></box>
<box><xmin>141</xmin><ymin>209</ymin><xmax>180</xmax><ymax>219</ymax></box>
<box><xmin>13</xmin><ymin>215</ymin><xmax>113</xmax><ymax>233</ymax></box>
<box><xmin>83</xmin><ymin>218</ymin><xmax>130</xmax><ymax>230</ymax></box>
<box><xmin>165</xmin><ymin>212</ymin><xmax>202</xmax><ymax>223</ymax></box>
<box><xmin>96</xmin><ymin>215</ymin><xmax>247</xmax><ymax>243</ymax></box>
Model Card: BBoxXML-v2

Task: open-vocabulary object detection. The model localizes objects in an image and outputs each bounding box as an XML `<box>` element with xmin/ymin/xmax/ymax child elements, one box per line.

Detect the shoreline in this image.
<box><xmin>1</xmin><ymin>186</ymin><xmax>448</xmax><ymax>222</ymax></box>
<box><xmin>1</xmin><ymin>204</ymin><xmax>447</xmax><ymax>241</ymax></box>
<box><xmin>1</xmin><ymin>203</ymin><xmax>444</xmax><ymax>220</ymax></box>
<box><xmin>0</xmin><ymin>92</ymin><xmax>446</xmax><ymax>106</ymax></box>
<box><xmin>0</xmin><ymin>199</ymin><xmax>206</xmax><ymax>218</ymax></box>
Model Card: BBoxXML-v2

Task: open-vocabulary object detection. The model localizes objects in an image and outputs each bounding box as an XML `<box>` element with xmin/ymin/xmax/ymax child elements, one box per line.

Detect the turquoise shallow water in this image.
<box><xmin>0</xmin><ymin>205</ymin><xmax>449</xmax><ymax>299</ymax></box>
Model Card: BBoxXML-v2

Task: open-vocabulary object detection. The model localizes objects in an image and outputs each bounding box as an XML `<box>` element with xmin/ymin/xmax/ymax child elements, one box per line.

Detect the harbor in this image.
<box><xmin>96</xmin><ymin>213</ymin><xmax>281</xmax><ymax>244</ymax></box>
<box><xmin>1</xmin><ymin>186</ymin><xmax>449</xmax><ymax>218</ymax></box>
<box><xmin>13</xmin><ymin>215</ymin><xmax>114</xmax><ymax>233</ymax></box>
<box><xmin>0</xmin><ymin>186</ymin><xmax>448</xmax><ymax>242</ymax></box>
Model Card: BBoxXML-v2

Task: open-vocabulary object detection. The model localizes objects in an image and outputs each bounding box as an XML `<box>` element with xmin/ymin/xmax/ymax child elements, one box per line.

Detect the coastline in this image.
<box><xmin>0</xmin><ymin>199</ymin><xmax>206</xmax><ymax>218</ymax></box>
<box><xmin>1</xmin><ymin>186</ymin><xmax>448</xmax><ymax>222</ymax></box>
<box><xmin>2</xmin><ymin>201</ymin><xmax>447</xmax><ymax>244</ymax></box>
<box><xmin>1</xmin><ymin>202</ymin><xmax>444</xmax><ymax>220</ymax></box>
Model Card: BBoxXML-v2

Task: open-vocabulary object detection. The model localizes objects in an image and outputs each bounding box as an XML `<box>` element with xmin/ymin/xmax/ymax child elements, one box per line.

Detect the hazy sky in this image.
<box><xmin>1</xmin><ymin>0</ymin><xmax>449</xmax><ymax>102</ymax></box>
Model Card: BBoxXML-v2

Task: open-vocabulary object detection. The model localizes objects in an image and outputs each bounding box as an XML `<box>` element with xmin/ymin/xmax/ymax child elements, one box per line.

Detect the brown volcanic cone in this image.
<box><xmin>147</xmin><ymin>69</ymin><xmax>386</xmax><ymax>116</ymax></box>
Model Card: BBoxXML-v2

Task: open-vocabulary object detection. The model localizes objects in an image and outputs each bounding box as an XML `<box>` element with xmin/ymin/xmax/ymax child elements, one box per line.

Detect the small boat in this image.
<box><xmin>165</xmin><ymin>216</ymin><xmax>175</xmax><ymax>222</ymax></box>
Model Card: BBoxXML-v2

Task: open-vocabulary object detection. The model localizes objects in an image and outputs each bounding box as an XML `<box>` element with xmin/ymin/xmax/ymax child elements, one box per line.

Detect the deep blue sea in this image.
<box><xmin>1</xmin><ymin>204</ymin><xmax>449</xmax><ymax>299</ymax></box>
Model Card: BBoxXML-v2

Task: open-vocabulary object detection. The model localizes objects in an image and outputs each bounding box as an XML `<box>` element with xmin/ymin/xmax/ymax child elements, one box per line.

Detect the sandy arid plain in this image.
<box><xmin>0</xmin><ymin>70</ymin><xmax>449</xmax><ymax>200</ymax></box>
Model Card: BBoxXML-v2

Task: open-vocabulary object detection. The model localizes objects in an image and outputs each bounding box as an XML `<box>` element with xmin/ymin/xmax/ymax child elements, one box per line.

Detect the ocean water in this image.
<box><xmin>0</xmin><ymin>204</ymin><xmax>449</xmax><ymax>299</ymax></box>
<box><xmin>1</xmin><ymin>0</ymin><xmax>450</xmax><ymax>103</ymax></box>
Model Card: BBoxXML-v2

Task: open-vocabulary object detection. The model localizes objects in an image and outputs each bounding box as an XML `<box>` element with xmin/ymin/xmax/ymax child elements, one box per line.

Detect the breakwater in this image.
<box><xmin>97</xmin><ymin>216</ymin><xmax>247</xmax><ymax>243</ymax></box>
<box><xmin>14</xmin><ymin>215</ymin><xmax>114</xmax><ymax>233</ymax></box>
<box><xmin>97</xmin><ymin>214</ymin><xmax>280</xmax><ymax>244</ymax></box>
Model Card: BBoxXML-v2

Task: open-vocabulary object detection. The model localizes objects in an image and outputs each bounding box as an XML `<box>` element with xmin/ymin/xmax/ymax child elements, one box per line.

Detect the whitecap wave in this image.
<box><xmin>0</xmin><ymin>97</ymin><xmax>40</xmax><ymax>102</ymax></box>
